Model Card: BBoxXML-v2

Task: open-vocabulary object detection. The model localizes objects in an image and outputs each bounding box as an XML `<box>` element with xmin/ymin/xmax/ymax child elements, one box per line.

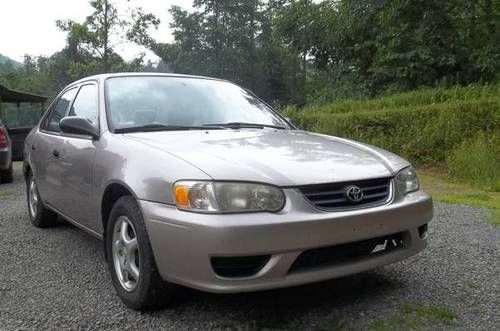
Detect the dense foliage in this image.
<box><xmin>131</xmin><ymin>0</ymin><xmax>499</xmax><ymax>104</ymax></box>
<box><xmin>1</xmin><ymin>0</ymin><xmax>499</xmax><ymax>103</ymax></box>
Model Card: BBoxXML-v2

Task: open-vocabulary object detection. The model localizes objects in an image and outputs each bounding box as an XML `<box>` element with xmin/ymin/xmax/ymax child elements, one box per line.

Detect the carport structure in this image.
<box><xmin>0</xmin><ymin>84</ymin><xmax>48</xmax><ymax>160</ymax></box>
<box><xmin>0</xmin><ymin>84</ymin><xmax>47</xmax><ymax>104</ymax></box>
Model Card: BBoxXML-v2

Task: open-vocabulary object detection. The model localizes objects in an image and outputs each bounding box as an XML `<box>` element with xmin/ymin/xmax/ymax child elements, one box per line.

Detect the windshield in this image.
<box><xmin>105</xmin><ymin>76</ymin><xmax>288</xmax><ymax>131</ymax></box>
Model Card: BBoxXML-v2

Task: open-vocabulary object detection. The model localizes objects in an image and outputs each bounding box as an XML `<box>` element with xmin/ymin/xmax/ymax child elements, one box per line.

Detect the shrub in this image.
<box><xmin>447</xmin><ymin>134</ymin><xmax>500</xmax><ymax>191</ymax></box>
<box><xmin>302</xmin><ymin>84</ymin><xmax>500</xmax><ymax>114</ymax></box>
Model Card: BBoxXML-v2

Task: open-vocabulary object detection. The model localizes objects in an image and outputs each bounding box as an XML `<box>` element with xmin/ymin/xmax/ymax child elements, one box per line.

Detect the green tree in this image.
<box><xmin>3</xmin><ymin>0</ymin><xmax>499</xmax><ymax>106</ymax></box>
<box><xmin>56</xmin><ymin>0</ymin><xmax>123</xmax><ymax>73</ymax></box>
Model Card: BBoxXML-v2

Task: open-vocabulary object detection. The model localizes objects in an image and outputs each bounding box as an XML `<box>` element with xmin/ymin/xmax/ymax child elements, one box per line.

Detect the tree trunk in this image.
<box><xmin>248</xmin><ymin>1</ymin><xmax>257</xmax><ymax>89</ymax></box>
<box><xmin>103</xmin><ymin>0</ymin><xmax>109</xmax><ymax>73</ymax></box>
<box><xmin>484</xmin><ymin>0</ymin><xmax>494</xmax><ymax>36</ymax></box>
<box><xmin>213</xmin><ymin>1</ymin><xmax>222</xmax><ymax>76</ymax></box>
<box><xmin>469</xmin><ymin>0</ymin><xmax>476</xmax><ymax>39</ymax></box>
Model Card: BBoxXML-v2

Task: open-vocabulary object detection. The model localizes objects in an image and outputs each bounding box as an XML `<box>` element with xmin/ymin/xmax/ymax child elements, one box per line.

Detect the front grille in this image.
<box><xmin>289</xmin><ymin>232</ymin><xmax>405</xmax><ymax>274</ymax></box>
<box><xmin>298</xmin><ymin>177</ymin><xmax>392</xmax><ymax>211</ymax></box>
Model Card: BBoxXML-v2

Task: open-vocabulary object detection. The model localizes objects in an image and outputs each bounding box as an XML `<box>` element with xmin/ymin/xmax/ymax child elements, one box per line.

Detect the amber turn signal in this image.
<box><xmin>174</xmin><ymin>185</ymin><xmax>190</xmax><ymax>206</ymax></box>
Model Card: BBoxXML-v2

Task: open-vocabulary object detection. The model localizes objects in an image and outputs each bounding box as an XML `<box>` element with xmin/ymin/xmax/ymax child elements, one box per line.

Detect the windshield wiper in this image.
<box><xmin>203</xmin><ymin>122</ymin><xmax>286</xmax><ymax>130</ymax></box>
<box><xmin>115</xmin><ymin>124</ymin><xmax>224</xmax><ymax>133</ymax></box>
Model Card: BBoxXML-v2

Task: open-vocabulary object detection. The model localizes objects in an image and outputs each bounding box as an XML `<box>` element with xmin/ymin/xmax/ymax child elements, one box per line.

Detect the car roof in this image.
<box><xmin>70</xmin><ymin>72</ymin><xmax>228</xmax><ymax>86</ymax></box>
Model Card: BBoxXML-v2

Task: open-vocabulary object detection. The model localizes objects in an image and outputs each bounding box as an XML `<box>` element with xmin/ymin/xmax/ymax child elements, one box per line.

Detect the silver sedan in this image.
<box><xmin>24</xmin><ymin>73</ymin><xmax>433</xmax><ymax>310</ymax></box>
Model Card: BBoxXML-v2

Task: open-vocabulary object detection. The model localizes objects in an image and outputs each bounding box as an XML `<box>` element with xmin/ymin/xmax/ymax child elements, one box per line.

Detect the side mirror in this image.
<box><xmin>60</xmin><ymin>116</ymin><xmax>99</xmax><ymax>139</ymax></box>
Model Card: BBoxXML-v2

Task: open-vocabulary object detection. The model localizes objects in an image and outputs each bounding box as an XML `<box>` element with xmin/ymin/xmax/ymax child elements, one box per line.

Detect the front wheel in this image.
<box><xmin>106</xmin><ymin>196</ymin><xmax>174</xmax><ymax>310</ymax></box>
<box><xmin>26</xmin><ymin>171</ymin><xmax>58</xmax><ymax>227</ymax></box>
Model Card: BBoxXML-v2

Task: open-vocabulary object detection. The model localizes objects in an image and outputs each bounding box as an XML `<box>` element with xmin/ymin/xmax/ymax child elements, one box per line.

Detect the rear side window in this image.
<box><xmin>69</xmin><ymin>84</ymin><xmax>98</xmax><ymax>126</ymax></box>
<box><xmin>44</xmin><ymin>88</ymin><xmax>78</xmax><ymax>132</ymax></box>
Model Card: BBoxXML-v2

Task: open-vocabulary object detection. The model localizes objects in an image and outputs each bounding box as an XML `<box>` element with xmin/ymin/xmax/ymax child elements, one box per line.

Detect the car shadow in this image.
<box><xmin>150</xmin><ymin>268</ymin><xmax>403</xmax><ymax>328</ymax></box>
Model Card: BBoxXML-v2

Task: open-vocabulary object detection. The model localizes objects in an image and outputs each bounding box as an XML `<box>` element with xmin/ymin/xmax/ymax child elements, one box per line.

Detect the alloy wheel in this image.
<box><xmin>112</xmin><ymin>216</ymin><xmax>140</xmax><ymax>292</ymax></box>
<box><xmin>28</xmin><ymin>178</ymin><xmax>38</xmax><ymax>218</ymax></box>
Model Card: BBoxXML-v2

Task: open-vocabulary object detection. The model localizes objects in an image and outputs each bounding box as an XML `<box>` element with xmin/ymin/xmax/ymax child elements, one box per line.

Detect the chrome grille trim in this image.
<box><xmin>298</xmin><ymin>177</ymin><xmax>393</xmax><ymax>211</ymax></box>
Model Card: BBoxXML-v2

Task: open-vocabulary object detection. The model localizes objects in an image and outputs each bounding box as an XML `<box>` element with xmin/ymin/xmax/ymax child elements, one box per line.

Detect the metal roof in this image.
<box><xmin>69</xmin><ymin>72</ymin><xmax>227</xmax><ymax>86</ymax></box>
<box><xmin>0</xmin><ymin>84</ymin><xmax>47</xmax><ymax>103</ymax></box>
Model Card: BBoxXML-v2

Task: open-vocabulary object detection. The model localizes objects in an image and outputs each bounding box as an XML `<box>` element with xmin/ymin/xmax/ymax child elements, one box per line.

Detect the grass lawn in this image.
<box><xmin>0</xmin><ymin>191</ymin><xmax>12</xmax><ymax>198</ymax></box>
<box><xmin>418</xmin><ymin>168</ymin><xmax>500</xmax><ymax>226</ymax></box>
<box><xmin>369</xmin><ymin>302</ymin><xmax>456</xmax><ymax>331</ymax></box>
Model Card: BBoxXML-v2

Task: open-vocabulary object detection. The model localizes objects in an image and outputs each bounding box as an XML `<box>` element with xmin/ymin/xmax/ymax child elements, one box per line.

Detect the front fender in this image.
<box><xmin>93</xmin><ymin>132</ymin><xmax>212</xmax><ymax>232</ymax></box>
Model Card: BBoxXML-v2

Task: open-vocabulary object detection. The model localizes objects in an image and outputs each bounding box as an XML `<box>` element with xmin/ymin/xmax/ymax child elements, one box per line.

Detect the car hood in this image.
<box><xmin>124</xmin><ymin>129</ymin><xmax>410</xmax><ymax>186</ymax></box>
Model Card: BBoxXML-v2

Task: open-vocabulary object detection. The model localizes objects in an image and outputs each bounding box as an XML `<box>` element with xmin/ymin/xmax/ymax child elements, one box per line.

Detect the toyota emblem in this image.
<box><xmin>345</xmin><ymin>185</ymin><xmax>363</xmax><ymax>202</ymax></box>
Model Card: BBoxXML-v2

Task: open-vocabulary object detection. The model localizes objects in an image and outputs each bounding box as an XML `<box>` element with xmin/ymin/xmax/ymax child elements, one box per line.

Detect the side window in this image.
<box><xmin>44</xmin><ymin>88</ymin><xmax>78</xmax><ymax>132</ymax></box>
<box><xmin>69</xmin><ymin>84</ymin><xmax>98</xmax><ymax>126</ymax></box>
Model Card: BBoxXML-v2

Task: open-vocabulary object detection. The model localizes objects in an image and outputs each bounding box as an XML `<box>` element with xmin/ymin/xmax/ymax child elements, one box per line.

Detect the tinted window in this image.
<box><xmin>105</xmin><ymin>76</ymin><xmax>287</xmax><ymax>130</ymax></box>
<box><xmin>44</xmin><ymin>88</ymin><xmax>78</xmax><ymax>132</ymax></box>
<box><xmin>69</xmin><ymin>84</ymin><xmax>98</xmax><ymax>126</ymax></box>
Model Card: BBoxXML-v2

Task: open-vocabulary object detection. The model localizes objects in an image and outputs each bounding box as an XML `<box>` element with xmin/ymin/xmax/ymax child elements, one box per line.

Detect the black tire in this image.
<box><xmin>26</xmin><ymin>171</ymin><xmax>58</xmax><ymax>227</ymax></box>
<box><xmin>106</xmin><ymin>195</ymin><xmax>175</xmax><ymax>310</ymax></box>
<box><xmin>0</xmin><ymin>162</ymin><xmax>13</xmax><ymax>183</ymax></box>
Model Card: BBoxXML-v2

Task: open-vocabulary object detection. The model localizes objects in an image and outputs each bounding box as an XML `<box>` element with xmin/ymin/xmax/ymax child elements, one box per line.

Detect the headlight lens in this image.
<box><xmin>173</xmin><ymin>181</ymin><xmax>285</xmax><ymax>213</ymax></box>
<box><xmin>395</xmin><ymin>166</ymin><xmax>419</xmax><ymax>194</ymax></box>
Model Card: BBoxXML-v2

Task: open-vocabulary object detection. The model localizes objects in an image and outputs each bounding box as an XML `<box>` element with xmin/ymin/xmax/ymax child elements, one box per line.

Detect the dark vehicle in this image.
<box><xmin>7</xmin><ymin>126</ymin><xmax>35</xmax><ymax>161</ymax></box>
<box><xmin>0</xmin><ymin>118</ymin><xmax>13</xmax><ymax>183</ymax></box>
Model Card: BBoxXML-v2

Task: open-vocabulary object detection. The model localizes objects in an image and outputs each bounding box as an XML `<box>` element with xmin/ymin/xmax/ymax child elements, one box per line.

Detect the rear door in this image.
<box><xmin>55</xmin><ymin>83</ymin><xmax>99</xmax><ymax>230</ymax></box>
<box><xmin>33</xmin><ymin>87</ymin><xmax>78</xmax><ymax>206</ymax></box>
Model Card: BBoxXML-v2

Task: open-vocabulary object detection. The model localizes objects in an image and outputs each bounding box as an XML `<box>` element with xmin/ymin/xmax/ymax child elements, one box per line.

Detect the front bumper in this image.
<box><xmin>140</xmin><ymin>189</ymin><xmax>433</xmax><ymax>293</ymax></box>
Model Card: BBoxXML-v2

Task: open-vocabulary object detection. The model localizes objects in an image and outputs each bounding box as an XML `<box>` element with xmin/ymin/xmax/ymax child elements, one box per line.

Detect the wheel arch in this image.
<box><xmin>23</xmin><ymin>161</ymin><xmax>32</xmax><ymax>181</ymax></box>
<box><xmin>101</xmin><ymin>181</ymin><xmax>138</xmax><ymax>259</ymax></box>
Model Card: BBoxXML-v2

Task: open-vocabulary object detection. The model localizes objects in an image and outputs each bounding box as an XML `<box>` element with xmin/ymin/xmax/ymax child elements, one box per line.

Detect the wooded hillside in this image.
<box><xmin>1</xmin><ymin>0</ymin><xmax>498</xmax><ymax>104</ymax></box>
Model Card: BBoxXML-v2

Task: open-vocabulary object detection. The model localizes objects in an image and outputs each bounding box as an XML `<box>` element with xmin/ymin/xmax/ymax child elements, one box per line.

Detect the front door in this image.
<box><xmin>55</xmin><ymin>83</ymin><xmax>100</xmax><ymax>231</ymax></box>
<box><xmin>35</xmin><ymin>87</ymin><xmax>78</xmax><ymax>207</ymax></box>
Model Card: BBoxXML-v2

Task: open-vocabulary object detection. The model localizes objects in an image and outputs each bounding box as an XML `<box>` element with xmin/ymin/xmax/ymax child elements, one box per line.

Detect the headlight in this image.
<box><xmin>173</xmin><ymin>181</ymin><xmax>285</xmax><ymax>213</ymax></box>
<box><xmin>395</xmin><ymin>166</ymin><xmax>419</xmax><ymax>194</ymax></box>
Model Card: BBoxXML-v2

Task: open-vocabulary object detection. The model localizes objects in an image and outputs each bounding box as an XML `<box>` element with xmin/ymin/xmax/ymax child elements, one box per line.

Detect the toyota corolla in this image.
<box><xmin>24</xmin><ymin>73</ymin><xmax>433</xmax><ymax>310</ymax></box>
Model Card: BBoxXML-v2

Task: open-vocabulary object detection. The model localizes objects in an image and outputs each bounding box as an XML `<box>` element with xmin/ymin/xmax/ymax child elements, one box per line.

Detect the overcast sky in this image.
<box><xmin>0</xmin><ymin>0</ymin><xmax>191</xmax><ymax>63</ymax></box>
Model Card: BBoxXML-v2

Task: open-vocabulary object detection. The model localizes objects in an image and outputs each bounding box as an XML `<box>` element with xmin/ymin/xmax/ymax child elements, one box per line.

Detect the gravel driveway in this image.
<box><xmin>1</xmin><ymin>163</ymin><xmax>499</xmax><ymax>330</ymax></box>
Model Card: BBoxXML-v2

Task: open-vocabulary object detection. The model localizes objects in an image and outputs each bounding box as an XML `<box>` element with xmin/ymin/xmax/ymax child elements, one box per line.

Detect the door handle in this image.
<box><xmin>31</xmin><ymin>145</ymin><xmax>36</xmax><ymax>151</ymax></box>
<box><xmin>52</xmin><ymin>149</ymin><xmax>60</xmax><ymax>158</ymax></box>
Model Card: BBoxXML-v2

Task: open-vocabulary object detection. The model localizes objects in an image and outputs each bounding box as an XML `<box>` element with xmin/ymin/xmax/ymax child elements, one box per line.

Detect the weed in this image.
<box><xmin>0</xmin><ymin>191</ymin><xmax>12</xmax><ymax>198</ymax></box>
<box><xmin>370</xmin><ymin>303</ymin><xmax>456</xmax><ymax>331</ymax></box>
